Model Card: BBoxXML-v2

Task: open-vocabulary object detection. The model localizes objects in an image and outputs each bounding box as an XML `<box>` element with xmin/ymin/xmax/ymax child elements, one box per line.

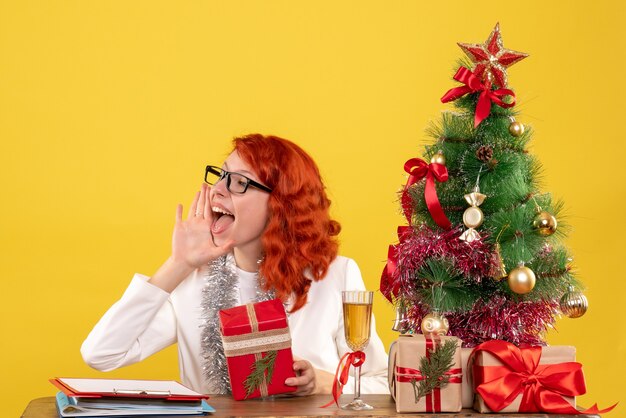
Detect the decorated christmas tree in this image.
<box><xmin>380</xmin><ymin>23</ymin><xmax>588</xmax><ymax>347</ymax></box>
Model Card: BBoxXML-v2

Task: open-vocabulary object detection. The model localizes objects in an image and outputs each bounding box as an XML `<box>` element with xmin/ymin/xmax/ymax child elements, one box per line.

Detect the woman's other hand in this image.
<box><xmin>285</xmin><ymin>358</ymin><xmax>334</xmax><ymax>396</ymax></box>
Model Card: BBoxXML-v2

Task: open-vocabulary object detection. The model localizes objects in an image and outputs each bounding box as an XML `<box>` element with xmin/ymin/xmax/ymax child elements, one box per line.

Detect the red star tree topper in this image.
<box><xmin>457</xmin><ymin>23</ymin><xmax>528</xmax><ymax>88</ymax></box>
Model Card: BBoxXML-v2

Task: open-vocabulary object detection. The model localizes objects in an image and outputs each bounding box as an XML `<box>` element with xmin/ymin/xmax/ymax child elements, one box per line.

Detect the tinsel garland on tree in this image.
<box><xmin>382</xmin><ymin>24</ymin><xmax>586</xmax><ymax>347</ymax></box>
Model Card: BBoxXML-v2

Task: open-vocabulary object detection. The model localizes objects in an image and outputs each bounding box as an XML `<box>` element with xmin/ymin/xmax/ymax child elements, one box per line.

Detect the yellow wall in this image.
<box><xmin>1</xmin><ymin>1</ymin><xmax>623</xmax><ymax>415</ymax></box>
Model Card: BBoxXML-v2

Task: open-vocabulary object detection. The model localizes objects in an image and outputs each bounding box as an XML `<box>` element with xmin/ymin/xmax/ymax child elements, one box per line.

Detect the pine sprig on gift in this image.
<box><xmin>410</xmin><ymin>339</ymin><xmax>458</xmax><ymax>403</ymax></box>
<box><xmin>244</xmin><ymin>350</ymin><xmax>277</xmax><ymax>398</ymax></box>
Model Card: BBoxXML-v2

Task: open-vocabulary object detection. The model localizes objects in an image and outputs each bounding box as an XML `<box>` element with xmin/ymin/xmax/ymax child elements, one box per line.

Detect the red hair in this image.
<box><xmin>232</xmin><ymin>134</ymin><xmax>341</xmax><ymax>312</ymax></box>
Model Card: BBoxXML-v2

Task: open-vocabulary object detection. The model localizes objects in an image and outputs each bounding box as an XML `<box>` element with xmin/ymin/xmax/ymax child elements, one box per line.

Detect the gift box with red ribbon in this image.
<box><xmin>219</xmin><ymin>299</ymin><xmax>297</xmax><ymax>400</ymax></box>
<box><xmin>388</xmin><ymin>334</ymin><xmax>463</xmax><ymax>413</ymax></box>
<box><xmin>461</xmin><ymin>347</ymin><xmax>474</xmax><ymax>409</ymax></box>
<box><xmin>471</xmin><ymin>340</ymin><xmax>615</xmax><ymax>414</ymax></box>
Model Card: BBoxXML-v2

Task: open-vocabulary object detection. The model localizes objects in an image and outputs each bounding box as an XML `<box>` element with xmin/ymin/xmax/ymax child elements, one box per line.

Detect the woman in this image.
<box><xmin>81</xmin><ymin>134</ymin><xmax>389</xmax><ymax>396</ymax></box>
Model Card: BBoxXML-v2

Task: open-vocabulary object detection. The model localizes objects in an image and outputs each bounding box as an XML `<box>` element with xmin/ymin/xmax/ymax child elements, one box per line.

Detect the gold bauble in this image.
<box><xmin>509</xmin><ymin>121</ymin><xmax>525</xmax><ymax>137</ymax></box>
<box><xmin>462</xmin><ymin>206</ymin><xmax>484</xmax><ymax>229</ymax></box>
<box><xmin>430</xmin><ymin>151</ymin><xmax>446</xmax><ymax>165</ymax></box>
<box><xmin>559</xmin><ymin>287</ymin><xmax>588</xmax><ymax>318</ymax></box>
<box><xmin>533</xmin><ymin>211</ymin><xmax>558</xmax><ymax>236</ymax></box>
<box><xmin>421</xmin><ymin>312</ymin><xmax>449</xmax><ymax>336</ymax></box>
<box><xmin>507</xmin><ymin>265</ymin><xmax>536</xmax><ymax>294</ymax></box>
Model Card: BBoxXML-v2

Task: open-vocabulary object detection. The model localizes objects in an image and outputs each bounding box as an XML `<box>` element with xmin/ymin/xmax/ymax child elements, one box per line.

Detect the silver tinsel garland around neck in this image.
<box><xmin>200</xmin><ymin>253</ymin><xmax>275</xmax><ymax>394</ymax></box>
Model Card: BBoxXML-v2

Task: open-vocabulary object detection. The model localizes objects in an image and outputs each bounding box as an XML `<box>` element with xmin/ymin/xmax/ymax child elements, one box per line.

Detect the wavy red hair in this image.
<box><xmin>232</xmin><ymin>134</ymin><xmax>341</xmax><ymax>312</ymax></box>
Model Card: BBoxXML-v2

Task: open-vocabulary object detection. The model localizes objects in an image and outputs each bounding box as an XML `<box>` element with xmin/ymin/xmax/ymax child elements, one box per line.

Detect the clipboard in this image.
<box><xmin>50</xmin><ymin>377</ymin><xmax>209</xmax><ymax>401</ymax></box>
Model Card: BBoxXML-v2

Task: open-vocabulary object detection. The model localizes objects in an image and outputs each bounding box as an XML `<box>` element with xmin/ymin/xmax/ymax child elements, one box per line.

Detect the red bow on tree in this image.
<box><xmin>401</xmin><ymin>158</ymin><xmax>451</xmax><ymax>230</ymax></box>
<box><xmin>472</xmin><ymin>340</ymin><xmax>617</xmax><ymax>415</ymax></box>
<box><xmin>380</xmin><ymin>226</ymin><xmax>411</xmax><ymax>302</ymax></box>
<box><xmin>441</xmin><ymin>67</ymin><xmax>516</xmax><ymax>128</ymax></box>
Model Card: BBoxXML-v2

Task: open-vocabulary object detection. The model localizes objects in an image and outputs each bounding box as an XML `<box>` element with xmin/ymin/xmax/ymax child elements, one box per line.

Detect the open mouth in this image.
<box><xmin>211</xmin><ymin>206</ymin><xmax>235</xmax><ymax>234</ymax></box>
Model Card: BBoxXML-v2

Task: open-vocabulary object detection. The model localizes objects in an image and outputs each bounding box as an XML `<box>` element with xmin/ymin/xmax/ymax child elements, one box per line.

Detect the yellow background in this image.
<box><xmin>1</xmin><ymin>1</ymin><xmax>624</xmax><ymax>416</ymax></box>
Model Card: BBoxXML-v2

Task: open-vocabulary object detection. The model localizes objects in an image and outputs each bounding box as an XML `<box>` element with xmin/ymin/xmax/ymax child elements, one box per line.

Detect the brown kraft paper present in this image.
<box><xmin>388</xmin><ymin>334</ymin><xmax>462</xmax><ymax>413</ymax></box>
<box><xmin>472</xmin><ymin>343</ymin><xmax>576</xmax><ymax>413</ymax></box>
<box><xmin>461</xmin><ymin>347</ymin><xmax>474</xmax><ymax>409</ymax></box>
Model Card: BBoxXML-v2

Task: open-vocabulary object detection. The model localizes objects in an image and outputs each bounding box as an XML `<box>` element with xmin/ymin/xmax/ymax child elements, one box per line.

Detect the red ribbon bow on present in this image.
<box><xmin>441</xmin><ymin>67</ymin><xmax>516</xmax><ymax>128</ymax></box>
<box><xmin>321</xmin><ymin>351</ymin><xmax>365</xmax><ymax>408</ymax></box>
<box><xmin>472</xmin><ymin>340</ymin><xmax>617</xmax><ymax>415</ymax></box>
<box><xmin>401</xmin><ymin>158</ymin><xmax>451</xmax><ymax>230</ymax></box>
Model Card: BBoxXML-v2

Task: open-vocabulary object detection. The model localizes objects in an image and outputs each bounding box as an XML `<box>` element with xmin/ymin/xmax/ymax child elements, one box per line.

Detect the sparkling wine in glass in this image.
<box><xmin>342</xmin><ymin>290</ymin><xmax>374</xmax><ymax>410</ymax></box>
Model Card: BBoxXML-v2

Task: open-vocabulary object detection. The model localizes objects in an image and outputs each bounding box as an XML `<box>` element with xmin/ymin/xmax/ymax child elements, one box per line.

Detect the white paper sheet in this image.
<box><xmin>58</xmin><ymin>378</ymin><xmax>202</xmax><ymax>396</ymax></box>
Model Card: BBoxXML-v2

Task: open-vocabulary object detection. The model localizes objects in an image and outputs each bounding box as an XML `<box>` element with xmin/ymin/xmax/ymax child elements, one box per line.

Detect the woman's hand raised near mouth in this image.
<box><xmin>149</xmin><ymin>184</ymin><xmax>235</xmax><ymax>293</ymax></box>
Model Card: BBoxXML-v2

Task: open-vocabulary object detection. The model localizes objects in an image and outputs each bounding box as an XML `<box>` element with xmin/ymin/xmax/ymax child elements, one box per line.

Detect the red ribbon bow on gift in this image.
<box><xmin>441</xmin><ymin>67</ymin><xmax>516</xmax><ymax>128</ymax></box>
<box><xmin>321</xmin><ymin>351</ymin><xmax>365</xmax><ymax>408</ymax></box>
<box><xmin>401</xmin><ymin>158</ymin><xmax>451</xmax><ymax>230</ymax></box>
<box><xmin>472</xmin><ymin>340</ymin><xmax>616</xmax><ymax>414</ymax></box>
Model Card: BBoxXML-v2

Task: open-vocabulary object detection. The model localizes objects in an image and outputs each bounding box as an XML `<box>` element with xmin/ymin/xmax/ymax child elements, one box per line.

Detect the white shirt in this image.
<box><xmin>236</xmin><ymin>266</ymin><xmax>259</xmax><ymax>304</ymax></box>
<box><xmin>81</xmin><ymin>256</ymin><xmax>389</xmax><ymax>395</ymax></box>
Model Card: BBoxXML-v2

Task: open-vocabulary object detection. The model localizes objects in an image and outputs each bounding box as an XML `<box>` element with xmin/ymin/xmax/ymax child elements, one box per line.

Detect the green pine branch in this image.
<box><xmin>413</xmin><ymin>258</ymin><xmax>480</xmax><ymax>311</ymax></box>
<box><xmin>244</xmin><ymin>350</ymin><xmax>278</xmax><ymax>398</ymax></box>
<box><xmin>410</xmin><ymin>339</ymin><xmax>458</xmax><ymax>403</ymax></box>
<box><xmin>525</xmin><ymin>245</ymin><xmax>581</xmax><ymax>300</ymax></box>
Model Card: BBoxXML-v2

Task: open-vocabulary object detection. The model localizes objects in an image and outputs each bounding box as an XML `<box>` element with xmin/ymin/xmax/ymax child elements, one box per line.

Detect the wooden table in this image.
<box><xmin>21</xmin><ymin>395</ymin><xmax>599</xmax><ymax>418</ymax></box>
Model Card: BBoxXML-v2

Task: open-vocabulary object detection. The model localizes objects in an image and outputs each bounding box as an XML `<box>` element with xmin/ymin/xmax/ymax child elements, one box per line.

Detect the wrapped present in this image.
<box><xmin>219</xmin><ymin>299</ymin><xmax>297</xmax><ymax>400</ymax></box>
<box><xmin>471</xmin><ymin>340</ymin><xmax>615</xmax><ymax>414</ymax></box>
<box><xmin>460</xmin><ymin>347</ymin><xmax>474</xmax><ymax>409</ymax></box>
<box><xmin>389</xmin><ymin>334</ymin><xmax>462</xmax><ymax>413</ymax></box>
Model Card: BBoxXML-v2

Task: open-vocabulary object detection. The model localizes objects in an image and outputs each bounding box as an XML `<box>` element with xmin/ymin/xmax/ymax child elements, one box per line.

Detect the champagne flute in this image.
<box><xmin>341</xmin><ymin>290</ymin><xmax>374</xmax><ymax>410</ymax></box>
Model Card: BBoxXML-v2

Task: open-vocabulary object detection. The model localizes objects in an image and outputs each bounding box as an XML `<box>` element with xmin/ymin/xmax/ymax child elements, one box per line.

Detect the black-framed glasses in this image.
<box><xmin>204</xmin><ymin>165</ymin><xmax>273</xmax><ymax>194</ymax></box>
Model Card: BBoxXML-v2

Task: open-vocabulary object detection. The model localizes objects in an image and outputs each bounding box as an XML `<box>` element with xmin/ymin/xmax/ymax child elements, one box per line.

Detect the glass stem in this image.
<box><xmin>354</xmin><ymin>363</ymin><xmax>362</xmax><ymax>401</ymax></box>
